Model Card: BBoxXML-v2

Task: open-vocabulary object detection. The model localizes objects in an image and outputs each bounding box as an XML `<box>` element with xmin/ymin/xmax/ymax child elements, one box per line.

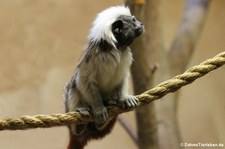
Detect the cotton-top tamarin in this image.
<box><xmin>64</xmin><ymin>5</ymin><xmax>144</xmax><ymax>149</ymax></box>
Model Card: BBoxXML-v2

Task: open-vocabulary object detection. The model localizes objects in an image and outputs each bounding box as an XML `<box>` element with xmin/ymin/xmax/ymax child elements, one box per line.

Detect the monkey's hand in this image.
<box><xmin>118</xmin><ymin>95</ymin><xmax>138</xmax><ymax>109</ymax></box>
<box><xmin>93</xmin><ymin>106</ymin><xmax>108</xmax><ymax>124</ymax></box>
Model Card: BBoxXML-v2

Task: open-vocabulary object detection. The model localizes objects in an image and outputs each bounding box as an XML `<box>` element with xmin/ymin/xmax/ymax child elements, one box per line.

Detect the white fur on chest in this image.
<box><xmin>96</xmin><ymin>48</ymin><xmax>132</xmax><ymax>92</ymax></box>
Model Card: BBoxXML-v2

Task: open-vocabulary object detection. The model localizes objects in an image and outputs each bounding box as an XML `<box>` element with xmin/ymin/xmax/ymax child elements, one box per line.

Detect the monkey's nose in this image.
<box><xmin>135</xmin><ymin>27</ymin><xmax>144</xmax><ymax>36</ymax></box>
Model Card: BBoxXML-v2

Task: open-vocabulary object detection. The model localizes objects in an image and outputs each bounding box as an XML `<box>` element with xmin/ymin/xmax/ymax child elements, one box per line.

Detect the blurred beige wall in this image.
<box><xmin>0</xmin><ymin>0</ymin><xmax>224</xmax><ymax>149</ymax></box>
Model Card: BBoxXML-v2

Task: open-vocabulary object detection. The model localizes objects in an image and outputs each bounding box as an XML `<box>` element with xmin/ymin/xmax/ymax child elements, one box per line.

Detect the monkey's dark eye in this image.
<box><xmin>132</xmin><ymin>18</ymin><xmax>136</xmax><ymax>22</ymax></box>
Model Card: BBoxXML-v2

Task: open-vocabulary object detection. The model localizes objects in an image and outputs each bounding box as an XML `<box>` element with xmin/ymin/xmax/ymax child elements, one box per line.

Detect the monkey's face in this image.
<box><xmin>112</xmin><ymin>15</ymin><xmax>144</xmax><ymax>49</ymax></box>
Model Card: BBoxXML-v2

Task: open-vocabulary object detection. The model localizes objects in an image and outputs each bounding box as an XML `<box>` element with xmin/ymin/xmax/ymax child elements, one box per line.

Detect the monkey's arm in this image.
<box><xmin>113</xmin><ymin>76</ymin><xmax>138</xmax><ymax>109</ymax></box>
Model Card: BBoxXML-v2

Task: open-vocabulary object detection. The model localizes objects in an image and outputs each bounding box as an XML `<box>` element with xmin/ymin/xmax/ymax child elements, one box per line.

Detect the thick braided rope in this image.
<box><xmin>0</xmin><ymin>51</ymin><xmax>225</xmax><ymax>131</ymax></box>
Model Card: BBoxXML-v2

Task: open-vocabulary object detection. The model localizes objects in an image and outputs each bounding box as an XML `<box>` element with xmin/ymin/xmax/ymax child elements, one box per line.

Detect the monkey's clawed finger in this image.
<box><xmin>121</xmin><ymin>95</ymin><xmax>139</xmax><ymax>109</ymax></box>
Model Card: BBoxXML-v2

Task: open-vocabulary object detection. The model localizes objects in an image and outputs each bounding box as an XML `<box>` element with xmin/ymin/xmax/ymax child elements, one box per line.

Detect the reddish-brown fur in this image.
<box><xmin>67</xmin><ymin>117</ymin><xmax>117</xmax><ymax>149</ymax></box>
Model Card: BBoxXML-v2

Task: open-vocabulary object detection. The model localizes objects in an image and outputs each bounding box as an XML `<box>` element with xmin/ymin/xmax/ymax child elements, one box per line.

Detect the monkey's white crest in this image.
<box><xmin>88</xmin><ymin>6</ymin><xmax>131</xmax><ymax>48</ymax></box>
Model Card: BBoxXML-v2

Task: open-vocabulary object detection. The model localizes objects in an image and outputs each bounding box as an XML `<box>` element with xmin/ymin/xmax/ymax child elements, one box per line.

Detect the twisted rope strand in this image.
<box><xmin>0</xmin><ymin>51</ymin><xmax>225</xmax><ymax>131</ymax></box>
<box><xmin>136</xmin><ymin>52</ymin><xmax>225</xmax><ymax>105</ymax></box>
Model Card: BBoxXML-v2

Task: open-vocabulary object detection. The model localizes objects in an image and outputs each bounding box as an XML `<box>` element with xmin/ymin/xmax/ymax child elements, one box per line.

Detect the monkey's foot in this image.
<box><xmin>93</xmin><ymin>107</ymin><xmax>108</xmax><ymax>124</ymax></box>
<box><xmin>76</xmin><ymin>107</ymin><xmax>90</xmax><ymax>117</ymax></box>
<box><xmin>119</xmin><ymin>95</ymin><xmax>139</xmax><ymax>109</ymax></box>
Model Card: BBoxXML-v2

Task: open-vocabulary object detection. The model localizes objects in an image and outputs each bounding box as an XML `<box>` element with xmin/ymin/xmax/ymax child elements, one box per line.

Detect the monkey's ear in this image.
<box><xmin>112</xmin><ymin>20</ymin><xmax>124</xmax><ymax>34</ymax></box>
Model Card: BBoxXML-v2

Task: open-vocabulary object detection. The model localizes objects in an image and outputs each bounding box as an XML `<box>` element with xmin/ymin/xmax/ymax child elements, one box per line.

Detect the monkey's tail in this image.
<box><xmin>67</xmin><ymin>132</ymin><xmax>86</xmax><ymax>149</ymax></box>
<box><xmin>67</xmin><ymin>118</ymin><xmax>117</xmax><ymax>149</ymax></box>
